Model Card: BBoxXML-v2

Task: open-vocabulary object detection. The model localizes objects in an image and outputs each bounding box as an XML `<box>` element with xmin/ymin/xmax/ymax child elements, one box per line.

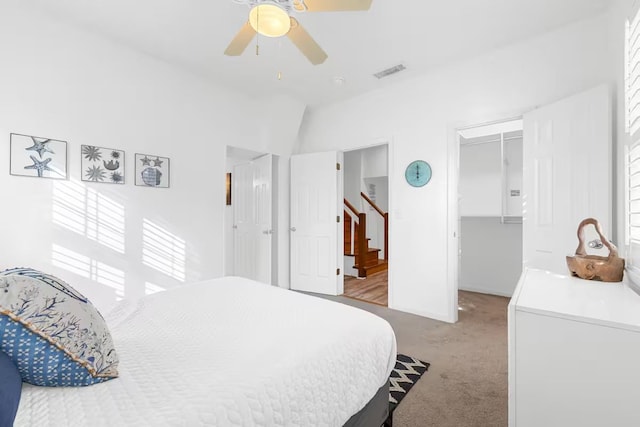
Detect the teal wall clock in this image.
<box><xmin>405</xmin><ymin>160</ymin><xmax>432</xmax><ymax>187</ymax></box>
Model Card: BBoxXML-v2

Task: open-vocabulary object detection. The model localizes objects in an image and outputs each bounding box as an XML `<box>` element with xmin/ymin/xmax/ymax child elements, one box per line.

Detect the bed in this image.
<box><xmin>12</xmin><ymin>276</ymin><xmax>397</xmax><ymax>426</ymax></box>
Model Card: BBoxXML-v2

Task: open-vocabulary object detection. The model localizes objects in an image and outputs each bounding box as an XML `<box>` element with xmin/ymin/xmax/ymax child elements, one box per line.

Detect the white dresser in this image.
<box><xmin>508</xmin><ymin>268</ymin><xmax>640</xmax><ymax>427</ymax></box>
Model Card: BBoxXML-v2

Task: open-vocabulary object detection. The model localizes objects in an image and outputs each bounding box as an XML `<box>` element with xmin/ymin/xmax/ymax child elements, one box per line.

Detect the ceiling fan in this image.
<box><xmin>225</xmin><ymin>0</ymin><xmax>373</xmax><ymax>65</ymax></box>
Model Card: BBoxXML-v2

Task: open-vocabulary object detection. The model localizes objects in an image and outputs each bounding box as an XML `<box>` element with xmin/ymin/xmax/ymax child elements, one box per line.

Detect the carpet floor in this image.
<box><xmin>316</xmin><ymin>290</ymin><xmax>509</xmax><ymax>427</ymax></box>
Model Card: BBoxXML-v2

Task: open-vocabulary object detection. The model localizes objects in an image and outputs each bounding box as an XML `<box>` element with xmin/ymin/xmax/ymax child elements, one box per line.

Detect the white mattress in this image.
<box><xmin>14</xmin><ymin>276</ymin><xmax>397</xmax><ymax>426</ymax></box>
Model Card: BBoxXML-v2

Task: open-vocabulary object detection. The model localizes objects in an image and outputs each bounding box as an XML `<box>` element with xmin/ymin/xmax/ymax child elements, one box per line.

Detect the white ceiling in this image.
<box><xmin>23</xmin><ymin>0</ymin><xmax>611</xmax><ymax>107</ymax></box>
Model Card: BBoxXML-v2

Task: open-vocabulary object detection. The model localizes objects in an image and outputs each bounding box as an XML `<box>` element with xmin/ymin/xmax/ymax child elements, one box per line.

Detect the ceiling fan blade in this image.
<box><xmin>224</xmin><ymin>22</ymin><xmax>256</xmax><ymax>56</ymax></box>
<box><xmin>302</xmin><ymin>0</ymin><xmax>372</xmax><ymax>12</ymax></box>
<box><xmin>287</xmin><ymin>18</ymin><xmax>328</xmax><ymax>65</ymax></box>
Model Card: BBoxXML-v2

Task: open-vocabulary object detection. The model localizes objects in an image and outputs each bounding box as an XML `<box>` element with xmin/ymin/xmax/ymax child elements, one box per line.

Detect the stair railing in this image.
<box><xmin>360</xmin><ymin>192</ymin><xmax>388</xmax><ymax>261</ymax></box>
<box><xmin>344</xmin><ymin>198</ymin><xmax>367</xmax><ymax>277</ymax></box>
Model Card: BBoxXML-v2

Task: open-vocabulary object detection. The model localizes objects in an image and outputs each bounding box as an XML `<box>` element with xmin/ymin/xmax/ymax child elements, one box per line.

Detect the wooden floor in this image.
<box><xmin>343</xmin><ymin>270</ymin><xmax>388</xmax><ymax>306</ymax></box>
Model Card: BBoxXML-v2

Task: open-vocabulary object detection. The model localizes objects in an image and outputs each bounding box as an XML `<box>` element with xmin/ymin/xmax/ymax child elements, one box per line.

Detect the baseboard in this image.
<box><xmin>389</xmin><ymin>303</ymin><xmax>455</xmax><ymax>323</ymax></box>
<box><xmin>458</xmin><ymin>284</ymin><xmax>514</xmax><ymax>298</ymax></box>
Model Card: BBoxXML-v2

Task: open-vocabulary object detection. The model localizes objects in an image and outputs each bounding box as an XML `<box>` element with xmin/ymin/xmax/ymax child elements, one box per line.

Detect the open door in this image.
<box><xmin>233</xmin><ymin>154</ymin><xmax>273</xmax><ymax>284</ymax></box>
<box><xmin>523</xmin><ymin>85</ymin><xmax>611</xmax><ymax>274</ymax></box>
<box><xmin>290</xmin><ymin>151</ymin><xmax>343</xmax><ymax>295</ymax></box>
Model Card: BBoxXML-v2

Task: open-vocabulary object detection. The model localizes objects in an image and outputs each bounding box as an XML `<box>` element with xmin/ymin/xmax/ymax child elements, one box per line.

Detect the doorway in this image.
<box><xmin>224</xmin><ymin>146</ymin><xmax>277</xmax><ymax>285</ymax></box>
<box><xmin>342</xmin><ymin>144</ymin><xmax>389</xmax><ymax>306</ymax></box>
<box><xmin>446</xmin><ymin>85</ymin><xmax>612</xmax><ymax>323</ymax></box>
<box><xmin>457</xmin><ymin>119</ymin><xmax>523</xmax><ymax>297</ymax></box>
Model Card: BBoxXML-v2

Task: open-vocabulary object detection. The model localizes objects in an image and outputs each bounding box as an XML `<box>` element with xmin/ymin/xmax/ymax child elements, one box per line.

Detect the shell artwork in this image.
<box><xmin>135</xmin><ymin>153</ymin><xmax>169</xmax><ymax>188</ymax></box>
<box><xmin>141</xmin><ymin>167</ymin><xmax>162</xmax><ymax>186</ymax></box>
<box><xmin>103</xmin><ymin>160</ymin><xmax>120</xmax><ymax>171</ymax></box>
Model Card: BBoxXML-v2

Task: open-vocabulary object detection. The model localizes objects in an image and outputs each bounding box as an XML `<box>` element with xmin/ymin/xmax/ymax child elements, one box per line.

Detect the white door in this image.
<box><xmin>233</xmin><ymin>161</ymin><xmax>254</xmax><ymax>280</ymax></box>
<box><xmin>253</xmin><ymin>154</ymin><xmax>273</xmax><ymax>284</ymax></box>
<box><xmin>290</xmin><ymin>151</ymin><xmax>343</xmax><ymax>295</ymax></box>
<box><xmin>233</xmin><ymin>154</ymin><xmax>273</xmax><ymax>284</ymax></box>
<box><xmin>523</xmin><ymin>85</ymin><xmax>611</xmax><ymax>274</ymax></box>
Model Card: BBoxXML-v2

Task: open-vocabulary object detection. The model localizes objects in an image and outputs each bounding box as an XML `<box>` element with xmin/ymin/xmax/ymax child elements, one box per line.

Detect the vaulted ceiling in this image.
<box><xmin>23</xmin><ymin>0</ymin><xmax>611</xmax><ymax>107</ymax></box>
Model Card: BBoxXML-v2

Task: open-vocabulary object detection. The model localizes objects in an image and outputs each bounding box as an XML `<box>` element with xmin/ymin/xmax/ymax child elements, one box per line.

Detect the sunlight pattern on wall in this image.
<box><xmin>52</xmin><ymin>244</ymin><xmax>125</xmax><ymax>299</ymax></box>
<box><xmin>52</xmin><ymin>180</ymin><xmax>125</xmax><ymax>254</ymax></box>
<box><xmin>145</xmin><ymin>282</ymin><xmax>166</xmax><ymax>295</ymax></box>
<box><xmin>142</xmin><ymin>219</ymin><xmax>186</xmax><ymax>282</ymax></box>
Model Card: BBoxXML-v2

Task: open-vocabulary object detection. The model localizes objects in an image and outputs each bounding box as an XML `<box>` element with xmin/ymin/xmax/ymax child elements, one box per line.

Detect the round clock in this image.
<box><xmin>405</xmin><ymin>160</ymin><xmax>432</xmax><ymax>187</ymax></box>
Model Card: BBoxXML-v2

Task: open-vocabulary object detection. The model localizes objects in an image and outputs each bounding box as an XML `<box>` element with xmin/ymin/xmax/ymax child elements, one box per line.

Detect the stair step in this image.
<box><xmin>351</xmin><ymin>248</ymin><xmax>380</xmax><ymax>255</ymax></box>
<box><xmin>346</xmin><ymin>248</ymin><xmax>380</xmax><ymax>265</ymax></box>
<box><xmin>364</xmin><ymin>260</ymin><xmax>388</xmax><ymax>275</ymax></box>
<box><xmin>353</xmin><ymin>260</ymin><xmax>388</xmax><ymax>277</ymax></box>
<box><xmin>345</xmin><ymin>248</ymin><xmax>379</xmax><ymax>254</ymax></box>
<box><xmin>363</xmin><ymin>248</ymin><xmax>380</xmax><ymax>265</ymax></box>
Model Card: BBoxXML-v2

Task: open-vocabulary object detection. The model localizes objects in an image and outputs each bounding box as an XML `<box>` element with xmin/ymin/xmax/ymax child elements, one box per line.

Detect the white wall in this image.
<box><xmin>459</xmin><ymin>137</ymin><xmax>522</xmax><ymax>296</ymax></box>
<box><xmin>298</xmin><ymin>13</ymin><xmax>616</xmax><ymax>322</ymax></box>
<box><xmin>459</xmin><ymin>217</ymin><xmax>522</xmax><ymax>297</ymax></box>
<box><xmin>459</xmin><ymin>137</ymin><xmax>523</xmax><ymax>217</ymax></box>
<box><xmin>343</xmin><ymin>150</ymin><xmax>363</xmax><ymax>210</ymax></box>
<box><xmin>364</xmin><ymin>176</ymin><xmax>388</xmax><ymax>258</ymax></box>
<box><xmin>459</xmin><ymin>141</ymin><xmax>502</xmax><ymax>216</ymax></box>
<box><xmin>0</xmin><ymin>3</ymin><xmax>303</xmax><ymax>312</ymax></box>
<box><xmin>362</xmin><ymin>144</ymin><xmax>388</xmax><ymax>178</ymax></box>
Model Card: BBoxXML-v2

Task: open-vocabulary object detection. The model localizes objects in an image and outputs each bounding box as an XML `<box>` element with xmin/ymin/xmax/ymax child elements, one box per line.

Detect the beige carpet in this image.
<box><xmin>317</xmin><ymin>290</ymin><xmax>509</xmax><ymax>427</ymax></box>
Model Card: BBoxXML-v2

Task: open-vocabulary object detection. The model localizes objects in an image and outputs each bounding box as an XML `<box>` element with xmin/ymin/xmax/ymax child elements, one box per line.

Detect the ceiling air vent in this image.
<box><xmin>373</xmin><ymin>64</ymin><xmax>406</xmax><ymax>79</ymax></box>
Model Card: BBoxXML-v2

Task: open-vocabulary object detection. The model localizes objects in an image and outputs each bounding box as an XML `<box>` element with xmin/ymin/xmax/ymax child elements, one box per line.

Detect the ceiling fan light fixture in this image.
<box><xmin>249</xmin><ymin>3</ymin><xmax>291</xmax><ymax>37</ymax></box>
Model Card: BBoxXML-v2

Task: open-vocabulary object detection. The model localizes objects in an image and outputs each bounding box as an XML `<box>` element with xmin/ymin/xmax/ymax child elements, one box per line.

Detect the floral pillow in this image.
<box><xmin>0</xmin><ymin>268</ymin><xmax>118</xmax><ymax>386</ymax></box>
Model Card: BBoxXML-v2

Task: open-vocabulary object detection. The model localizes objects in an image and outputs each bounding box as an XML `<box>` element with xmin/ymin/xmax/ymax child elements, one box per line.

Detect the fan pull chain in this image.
<box><xmin>255</xmin><ymin>6</ymin><xmax>260</xmax><ymax>56</ymax></box>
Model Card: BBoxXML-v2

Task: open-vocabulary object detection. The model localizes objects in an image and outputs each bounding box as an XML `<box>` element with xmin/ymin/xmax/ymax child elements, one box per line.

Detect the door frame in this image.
<box><xmin>447</xmin><ymin>114</ymin><xmax>523</xmax><ymax>323</ymax></box>
<box><xmin>342</xmin><ymin>138</ymin><xmax>394</xmax><ymax>307</ymax></box>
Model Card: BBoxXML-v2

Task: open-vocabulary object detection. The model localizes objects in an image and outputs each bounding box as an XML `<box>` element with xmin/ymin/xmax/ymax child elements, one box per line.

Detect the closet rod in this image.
<box><xmin>460</xmin><ymin>134</ymin><xmax>523</xmax><ymax>147</ymax></box>
<box><xmin>456</xmin><ymin>115</ymin><xmax>523</xmax><ymax>132</ymax></box>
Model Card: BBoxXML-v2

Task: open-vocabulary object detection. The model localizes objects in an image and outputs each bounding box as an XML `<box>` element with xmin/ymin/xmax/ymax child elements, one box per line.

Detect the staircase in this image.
<box><xmin>344</xmin><ymin>193</ymin><xmax>388</xmax><ymax>278</ymax></box>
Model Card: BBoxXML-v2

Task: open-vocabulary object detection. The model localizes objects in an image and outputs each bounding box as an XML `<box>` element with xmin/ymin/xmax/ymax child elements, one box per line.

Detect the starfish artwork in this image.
<box><xmin>85</xmin><ymin>165</ymin><xmax>106</xmax><ymax>182</ymax></box>
<box><xmin>25</xmin><ymin>137</ymin><xmax>54</xmax><ymax>158</ymax></box>
<box><xmin>24</xmin><ymin>155</ymin><xmax>53</xmax><ymax>177</ymax></box>
<box><xmin>140</xmin><ymin>156</ymin><xmax>152</xmax><ymax>166</ymax></box>
<box><xmin>80</xmin><ymin>145</ymin><xmax>125</xmax><ymax>184</ymax></box>
<box><xmin>82</xmin><ymin>145</ymin><xmax>102</xmax><ymax>162</ymax></box>
<box><xmin>11</xmin><ymin>133</ymin><xmax>67</xmax><ymax>180</ymax></box>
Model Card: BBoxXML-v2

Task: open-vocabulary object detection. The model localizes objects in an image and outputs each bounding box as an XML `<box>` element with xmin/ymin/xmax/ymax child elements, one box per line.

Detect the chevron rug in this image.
<box><xmin>388</xmin><ymin>354</ymin><xmax>430</xmax><ymax>414</ymax></box>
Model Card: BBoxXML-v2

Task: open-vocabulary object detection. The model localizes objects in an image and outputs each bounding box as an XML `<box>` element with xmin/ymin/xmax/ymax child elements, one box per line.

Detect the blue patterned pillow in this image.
<box><xmin>0</xmin><ymin>268</ymin><xmax>118</xmax><ymax>387</ymax></box>
<box><xmin>0</xmin><ymin>350</ymin><xmax>21</xmax><ymax>427</ymax></box>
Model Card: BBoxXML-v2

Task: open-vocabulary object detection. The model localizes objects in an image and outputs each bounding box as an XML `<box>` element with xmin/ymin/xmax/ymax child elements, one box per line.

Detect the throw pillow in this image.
<box><xmin>0</xmin><ymin>268</ymin><xmax>118</xmax><ymax>386</ymax></box>
<box><xmin>0</xmin><ymin>350</ymin><xmax>21</xmax><ymax>427</ymax></box>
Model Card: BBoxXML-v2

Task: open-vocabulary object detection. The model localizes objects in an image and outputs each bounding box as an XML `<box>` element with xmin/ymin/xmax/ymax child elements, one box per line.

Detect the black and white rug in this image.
<box><xmin>389</xmin><ymin>354</ymin><xmax>430</xmax><ymax>414</ymax></box>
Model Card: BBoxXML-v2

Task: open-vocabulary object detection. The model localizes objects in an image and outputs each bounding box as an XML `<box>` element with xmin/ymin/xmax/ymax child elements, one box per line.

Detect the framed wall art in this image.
<box><xmin>135</xmin><ymin>153</ymin><xmax>170</xmax><ymax>188</ymax></box>
<box><xmin>10</xmin><ymin>133</ymin><xmax>67</xmax><ymax>180</ymax></box>
<box><xmin>81</xmin><ymin>145</ymin><xmax>125</xmax><ymax>184</ymax></box>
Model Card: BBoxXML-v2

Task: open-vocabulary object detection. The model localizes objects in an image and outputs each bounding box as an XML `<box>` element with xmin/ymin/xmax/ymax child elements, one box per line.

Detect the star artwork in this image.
<box><xmin>135</xmin><ymin>153</ymin><xmax>170</xmax><ymax>188</ymax></box>
<box><xmin>25</xmin><ymin>137</ymin><xmax>54</xmax><ymax>158</ymax></box>
<box><xmin>10</xmin><ymin>133</ymin><xmax>67</xmax><ymax>180</ymax></box>
<box><xmin>81</xmin><ymin>145</ymin><xmax>125</xmax><ymax>184</ymax></box>
<box><xmin>24</xmin><ymin>155</ymin><xmax>53</xmax><ymax>177</ymax></box>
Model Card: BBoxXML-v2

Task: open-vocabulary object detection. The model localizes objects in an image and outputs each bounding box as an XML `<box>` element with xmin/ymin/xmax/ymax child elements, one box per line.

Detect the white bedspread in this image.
<box><xmin>14</xmin><ymin>276</ymin><xmax>397</xmax><ymax>426</ymax></box>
